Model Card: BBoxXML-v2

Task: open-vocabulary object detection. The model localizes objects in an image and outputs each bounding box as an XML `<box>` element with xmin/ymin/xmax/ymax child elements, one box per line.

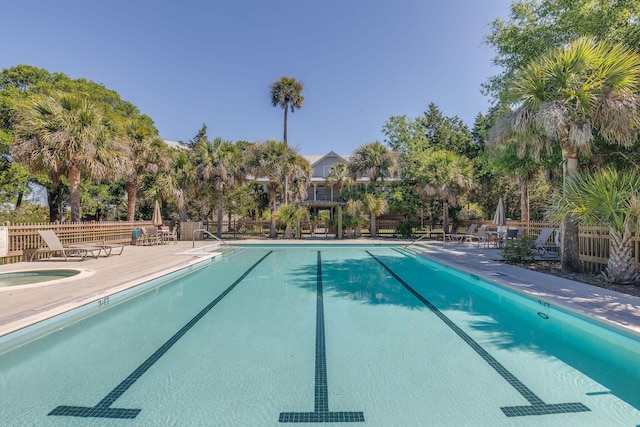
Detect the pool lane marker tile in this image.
<box><xmin>279</xmin><ymin>251</ymin><xmax>364</xmax><ymax>423</ymax></box>
<box><xmin>367</xmin><ymin>251</ymin><xmax>590</xmax><ymax>418</ymax></box>
<box><xmin>49</xmin><ymin>251</ymin><xmax>273</xmax><ymax>420</ymax></box>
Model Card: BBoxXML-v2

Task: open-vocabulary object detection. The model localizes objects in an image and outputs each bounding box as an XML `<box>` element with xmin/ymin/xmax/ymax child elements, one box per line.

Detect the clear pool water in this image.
<box><xmin>0</xmin><ymin>245</ymin><xmax>638</xmax><ymax>426</ymax></box>
<box><xmin>0</xmin><ymin>269</ymin><xmax>79</xmax><ymax>287</ymax></box>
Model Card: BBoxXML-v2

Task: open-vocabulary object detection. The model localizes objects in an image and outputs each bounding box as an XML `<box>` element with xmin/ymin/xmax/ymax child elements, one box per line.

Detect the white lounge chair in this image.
<box><xmin>30</xmin><ymin>230</ymin><xmax>101</xmax><ymax>261</ymax></box>
<box><xmin>534</xmin><ymin>227</ymin><xmax>560</xmax><ymax>258</ymax></box>
<box><xmin>464</xmin><ymin>224</ymin><xmax>490</xmax><ymax>247</ymax></box>
<box><xmin>448</xmin><ymin>224</ymin><xmax>477</xmax><ymax>242</ymax></box>
<box><xmin>94</xmin><ymin>241</ymin><xmax>125</xmax><ymax>256</ymax></box>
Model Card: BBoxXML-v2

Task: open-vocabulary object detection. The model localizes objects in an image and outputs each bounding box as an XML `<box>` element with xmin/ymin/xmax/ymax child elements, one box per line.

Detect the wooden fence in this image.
<box><xmin>1</xmin><ymin>221</ymin><xmax>152</xmax><ymax>264</ymax></box>
<box><xmin>479</xmin><ymin>221</ymin><xmax>639</xmax><ymax>273</ymax></box>
<box><xmin>2</xmin><ymin>219</ymin><xmax>638</xmax><ymax>273</ymax></box>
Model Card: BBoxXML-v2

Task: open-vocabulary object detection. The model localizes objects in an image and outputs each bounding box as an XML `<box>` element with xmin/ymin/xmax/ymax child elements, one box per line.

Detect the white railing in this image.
<box><xmin>192</xmin><ymin>228</ymin><xmax>233</xmax><ymax>250</ymax></box>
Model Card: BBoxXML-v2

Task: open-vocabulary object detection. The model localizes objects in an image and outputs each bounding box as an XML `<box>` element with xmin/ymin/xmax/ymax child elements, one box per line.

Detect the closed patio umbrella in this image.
<box><xmin>493</xmin><ymin>197</ymin><xmax>506</xmax><ymax>226</ymax></box>
<box><xmin>152</xmin><ymin>200</ymin><xmax>163</xmax><ymax>226</ymax></box>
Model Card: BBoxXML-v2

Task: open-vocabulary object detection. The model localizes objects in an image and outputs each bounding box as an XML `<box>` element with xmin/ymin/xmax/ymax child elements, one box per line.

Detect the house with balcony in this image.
<box><xmin>302</xmin><ymin>151</ymin><xmax>352</xmax><ymax>205</ymax></box>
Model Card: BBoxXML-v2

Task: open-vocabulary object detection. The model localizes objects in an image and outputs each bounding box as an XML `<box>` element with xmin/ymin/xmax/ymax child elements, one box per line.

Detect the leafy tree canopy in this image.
<box><xmin>485</xmin><ymin>0</ymin><xmax>640</xmax><ymax>105</ymax></box>
<box><xmin>383</xmin><ymin>103</ymin><xmax>478</xmax><ymax>161</ymax></box>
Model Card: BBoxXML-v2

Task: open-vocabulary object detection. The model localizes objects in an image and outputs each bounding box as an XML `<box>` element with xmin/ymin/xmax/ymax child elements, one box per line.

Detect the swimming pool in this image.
<box><xmin>0</xmin><ymin>269</ymin><xmax>81</xmax><ymax>287</ymax></box>
<box><xmin>0</xmin><ymin>244</ymin><xmax>638</xmax><ymax>426</ymax></box>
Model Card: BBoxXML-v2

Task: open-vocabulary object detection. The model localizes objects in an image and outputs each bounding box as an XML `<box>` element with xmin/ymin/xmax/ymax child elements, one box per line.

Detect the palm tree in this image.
<box><xmin>11</xmin><ymin>92</ymin><xmax>127</xmax><ymax>222</ymax></box>
<box><xmin>362</xmin><ymin>192</ymin><xmax>388</xmax><ymax>238</ymax></box>
<box><xmin>326</xmin><ymin>162</ymin><xmax>351</xmax><ymax>198</ymax></box>
<box><xmin>284</xmin><ymin>153</ymin><xmax>312</xmax><ymax>204</ymax></box>
<box><xmin>246</xmin><ymin>140</ymin><xmax>309</xmax><ymax>238</ymax></box>
<box><xmin>344</xmin><ymin>199</ymin><xmax>368</xmax><ymax>238</ymax></box>
<box><xmin>550</xmin><ymin>167</ymin><xmax>640</xmax><ymax>283</ymax></box>
<box><xmin>505</xmin><ymin>37</ymin><xmax>640</xmax><ymax>271</ymax></box>
<box><xmin>488</xmin><ymin>141</ymin><xmax>545</xmax><ymax>229</ymax></box>
<box><xmin>275</xmin><ymin>204</ymin><xmax>306</xmax><ymax>239</ymax></box>
<box><xmin>414</xmin><ymin>148</ymin><xmax>473</xmax><ymax>234</ymax></box>
<box><xmin>193</xmin><ymin>137</ymin><xmax>244</xmax><ymax>238</ymax></box>
<box><xmin>124</xmin><ymin>117</ymin><xmax>170</xmax><ymax>221</ymax></box>
<box><xmin>349</xmin><ymin>141</ymin><xmax>398</xmax><ymax>187</ymax></box>
<box><xmin>166</xmin><ymin>147</ymin><xmax>196</xmax><ymax>222</ymax></box>
<box><xmin>270</xmin><ymin>77</ymin><xmax>304</xmax><ymax>145</ymax></box>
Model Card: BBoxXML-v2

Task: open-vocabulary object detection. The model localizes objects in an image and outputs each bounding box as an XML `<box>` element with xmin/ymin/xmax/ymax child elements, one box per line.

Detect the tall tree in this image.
<box><xmin>124</xmin><ymin>116</ymin><xmax>170</xmax><ymax>221</ymax></box>
<box><xmin>414</xmin><ymin>148</ymin><xmax>474</xmax><ymax>234</ymax></box>
<box><xmin>384</xmin><ymin>104</ymin><xmax>477</xmax><ymax>157</ymax></box>
<box><xmin>349</xmin><ymin>141</ymin><xmax>398</xmax><ymax>187</ymax></box>
<box><xmin>284</xmin><ymin>153</ymin><xmax>312</xmax><ymax>205</ymax></box>
<box><xmin>502</xmin><ymin>37</ymin><xmax>640</xmax><ymax>271</ymax></box>
<box><xmin>417</xmin><ymin>103</ymin><xmax>477</xmax><ymax>157</ymax></box>
<box><xmin>166</xmin><ymin>147</ymin><xmax>196</xmax><ymax>222</ymax></box>
<box><xmin>1</xmin><ymin>65</ymin><xmax>153</xmax><ymax>221</ymax></box>
<box><xmin>270</xmin><ymin>77</ymin><xmax>304</xmax><ymax>145</ymax></box>
<box><xmin>193</xmin><ymin>137</ymin><xmax>245</xmax><ymax>238</ymax></box>
<box><xmin>246</xmin><ymin>140</ymin><xmax>310</xmax><ymax>238</ymax></box>
<box><xmin>382</xmin><ymin>114</ymin><xmax>427</xmax><ymax>155</ymax></box>
<box><xmin>325</xmin><ymin>162</ymin><xmax>351</xmax><ymax>197</ymax></box>
<box><xmin>11</xmin><ymin>92</ymin><xmax>128</xmax><ymax>222</ymax></box>
<box><xmin>362</xmin><ymin>192</ymin><xmax>388</xmax><ymax>238</ymax></box>
<box><xmin>484</xmin><ymin>0</ymin><xmax>640</xmax><ymax>105</ymax></box>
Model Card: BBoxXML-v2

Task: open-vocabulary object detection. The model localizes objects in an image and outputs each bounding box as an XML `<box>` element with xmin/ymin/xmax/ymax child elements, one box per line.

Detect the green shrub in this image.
<box><xmin>396</xmin><ymin>219</ymin><xmax>417</xmax><ymax>238</ymax></box>
<box><xmin>500</xmin><ymin>237</ymin><xmax>535</xmax><ymax>263</ymax></box>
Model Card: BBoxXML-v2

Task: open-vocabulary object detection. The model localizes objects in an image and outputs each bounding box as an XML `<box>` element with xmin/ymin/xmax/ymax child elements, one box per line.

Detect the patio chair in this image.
<box><xmin>29</xmin><ymin>230</ymin><xmax>101</xmax><ymax>261</ymax></box>
<box><xmin>534</xmin><ymin>227</ymin><xmax>560</xmax><ymax>258</ymax></box>
<box><xmin>160</xmin><ymin>226</ymin><xmax>178</xmax><ymax>244</ymax></box>
<box><xmin>131</xmin><ymin>227</ymin><xmax>147</xmax><ymax>246</ymax></box>
<box><xmin>143</xmin><ymin>227</ymin><xmax>162</xmax><ymax>246</ymax></box>
<box><xmin>464</xmin><ymin>224</ymin><xmax>490</xmax><ymax>247</ymax></box>
<box><xmin>505</xmin><ymin>228</ymin><xmax>519</xmax><ymax>240</ymax></box>
<box><xmin>94</xmin><ymin>240</ymin><xmax>125</xmax><ymax>256</ymax></box>
<box><xmin>448</xmin><ymin>224</ymin><xmax>477</xmax><ymax>242</ymax></box>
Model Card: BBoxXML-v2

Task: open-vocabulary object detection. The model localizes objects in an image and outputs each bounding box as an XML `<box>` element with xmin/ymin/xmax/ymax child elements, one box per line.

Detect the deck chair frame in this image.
<box><xmin>448</xmin><ymin>224</ymin><xmax>478</xmax><ymax>242</ymax></box>
<box><xmin>30</xmin><ymin>230</ymin><xmax>101</xmax><ymax>261</ymax></box>
<box><xmin>93</xmin><ymin>243</ymin><xmax>125</xmax><ymax>256</ymax></box>
<box><xmin>534</xmin><ymin>227</ymin><xmax>560</xmax><ymax>258</ymax></box>
<box><xmin>463</xmin><ymin>224</ymin><xmax>489</xmax><ymax>247</ymax></box>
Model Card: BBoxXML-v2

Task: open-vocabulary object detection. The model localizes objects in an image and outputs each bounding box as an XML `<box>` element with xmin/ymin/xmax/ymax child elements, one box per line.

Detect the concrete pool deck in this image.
<box><xmin>0</xmin><ymin>239</ymin><xmax>638</xmax><ymax>338</ymax></box>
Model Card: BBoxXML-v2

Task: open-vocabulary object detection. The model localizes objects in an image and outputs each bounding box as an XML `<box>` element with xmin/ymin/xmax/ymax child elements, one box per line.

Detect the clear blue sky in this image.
<box><xmin>2</xmin><ymin>0</ymin><xmax>512</xmax><ymax>154</ymax></box>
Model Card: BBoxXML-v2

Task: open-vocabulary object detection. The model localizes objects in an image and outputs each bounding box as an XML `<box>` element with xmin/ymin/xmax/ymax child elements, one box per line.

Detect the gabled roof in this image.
<box><xmin>303</xmin><ymin>151</ymin><xmax>352</xmax><ymax>166</ymax></box>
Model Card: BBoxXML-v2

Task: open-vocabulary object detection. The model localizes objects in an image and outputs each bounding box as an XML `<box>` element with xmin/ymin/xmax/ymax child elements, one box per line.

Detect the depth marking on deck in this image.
<box><xmin>367</xmin><ymin>251</ymin><xmax>590</xmax><ymax>418</ymax></box>
<box><xmin>48</xmin><ymin>251</ymin><xmax>273</xmax><ymax>420</ymax></box>
<box><xmin>279</xmin><ymin>251</ymin><xmax>364</xmax><ymax>423</ymax></box>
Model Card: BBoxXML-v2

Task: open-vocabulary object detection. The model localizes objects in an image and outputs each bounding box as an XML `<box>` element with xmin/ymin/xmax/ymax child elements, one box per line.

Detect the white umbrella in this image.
<box><xmin>152</xmin><ymin>200</ymin><xmax>163</xmax><ymax>226</ymax></box>
<box><xmin>493</xmin><ymin>197</ymin><xmax>506</xmax><ymax>226</ymax></box>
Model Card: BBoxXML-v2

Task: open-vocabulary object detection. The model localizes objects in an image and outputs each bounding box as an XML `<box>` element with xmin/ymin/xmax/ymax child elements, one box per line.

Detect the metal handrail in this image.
<box><xmin>403</xmin><ymin>234</ymin><xmax>429</xmax><ymax>250</ymax></box>
<box><xmin>404</xmin><ymin>229</ymin><xmax>452</xmax><ymax>250</ymax></box>
<box><xmin>192</xmin><ymin>228</ymin><xmax>233</xmax><ymax>250</ymax></box>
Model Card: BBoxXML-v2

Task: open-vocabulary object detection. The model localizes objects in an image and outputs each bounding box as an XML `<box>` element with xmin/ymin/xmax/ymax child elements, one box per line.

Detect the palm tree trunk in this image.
<box><xmin>442</xmin><ymin>201</ymin><xmax>450</xmax><ymax>234</ymax></box>
<box><xmin>370</xmin><ymin>213</ymin><xmax>377</xmax><ymax>238</ymax></box>
<box><xmin>216</xmin><ymin>188</ymin><xmax>224</xmax><ymax>238</ymax></box>
<box><xmin>519</xmin><ymin>175</ymin><xmax>530</xmax><ymax>225</ymax></box>
<box><xmin>126</xmin><ymin>175</ymin><xmax>137</xmax><ymax>222</ymax></box>
<box><xmin>68</xmin><ymin>166</ymin><xmax>82</xmax><ymax>223</ymax></box>
<box><xmin>606</xmin><ymin>226</ymin><xmax>639</xmax><ymax>283</ymax></box>
<box><xmin>47</xmin><ymin>187</ymin><xmax>63</xmax><ymax>223</ymax></box>
<box><xmin>284</xmin><ymin>176</ymin><xmax>288</xmax><ymax>205</ymax></box>
<box><xmin>174</xmin><ymin>190</ymin><xmax>188</xmax><ymax>222</ymax></box>
<box><xmin>561</xmin><ymin>143</ymin><xmax>580</xmax><ymax>272</ymax></box>
<box><xmin>283</xmin><ymin>107</ymin><xmax>288</xmax><ymax>145</ymax></box>
<box><xmin>269</xmin><ymin>184</ymin><xmax>277</xmax><ymax>239</ymax></box>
